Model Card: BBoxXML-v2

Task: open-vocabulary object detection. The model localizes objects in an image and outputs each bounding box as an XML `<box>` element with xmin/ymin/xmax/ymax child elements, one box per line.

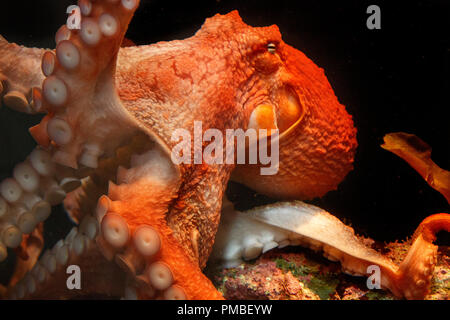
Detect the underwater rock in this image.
<box><xmin>211</xmin><ymin>239</ymin><xmax>449</xmax><ymax>300</ymax></box>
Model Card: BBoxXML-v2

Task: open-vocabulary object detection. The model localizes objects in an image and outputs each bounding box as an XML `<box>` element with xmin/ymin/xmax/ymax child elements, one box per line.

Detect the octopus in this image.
<box><xmin>0</xmin><ymin>0</ymin><xmax>448</xmax><ymax>300</ymax></box>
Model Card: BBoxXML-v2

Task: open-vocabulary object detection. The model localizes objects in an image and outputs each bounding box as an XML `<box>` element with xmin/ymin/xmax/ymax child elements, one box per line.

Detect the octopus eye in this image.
<box><xmin>267</xmin><ymin>43</ymin><xmax>277</xmax><ymax>54</ymax></box>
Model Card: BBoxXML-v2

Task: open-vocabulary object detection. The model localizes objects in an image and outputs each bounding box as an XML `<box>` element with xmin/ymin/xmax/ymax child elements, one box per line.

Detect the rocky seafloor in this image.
<box><xmin>207</xmin><ymin>240</ymin><xmax>450</xmax><ymax>300</ymax></box>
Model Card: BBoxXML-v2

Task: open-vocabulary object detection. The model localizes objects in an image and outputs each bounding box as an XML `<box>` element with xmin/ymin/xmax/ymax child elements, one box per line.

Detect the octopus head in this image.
<box><xmin>198</xmin><ymin>11</ymin><xmax>358</xmax><ymax>199</ymax></box>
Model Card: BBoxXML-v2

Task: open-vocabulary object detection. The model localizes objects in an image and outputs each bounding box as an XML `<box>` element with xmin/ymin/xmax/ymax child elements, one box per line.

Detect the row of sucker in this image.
<box><xmin>5</xmin><ymin>134</ymin><xmax>160</xmax><ymax>298</ymax></box>
<box><xmin>213</xmin><ymin>200</ymin><xmax>342</xmax><ymax>269</ymax></box>
<box><xmin>0</xmin><ymin>148</ymin><xmax>81</xmax><ymax>261</ymax></box>
<box><xmin>94</xmin><ymin>148</ymin><xmax>186</xmax><ymax>300</ymax></box>
<box><xmin>7</xmin><ymin>213</ymin><xmax>98</xmax><ymax>299</ymax></box>
<box><xmin>31</xmin><ymin>0</ymin><xmax>139</xmax><ymax>170</ymax></box>
<box><xmin>213</xmin><ymin>201</ymin><xmax>448</xmax><ymax>299</ymax></box>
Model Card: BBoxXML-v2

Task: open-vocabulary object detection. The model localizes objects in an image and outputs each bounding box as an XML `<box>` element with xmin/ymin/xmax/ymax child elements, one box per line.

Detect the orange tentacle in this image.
<box><xmin>392</xmin><ymin>213</ymin><xmax>450</xmax><ymax>299</ymax></box>
<box><xmin>381</xmin><ymin>132</ymin><xmax>450</xmax><ymax>203</ymax></box>
<box><xmin>105</xmin><ymin>178</ymin><xmax>223</xmax><ymax>300</ymax></box>
<box><xmin>413</xmin><ymin>213</ymin><xmax>450</xmax><ymax>242</ymax></box>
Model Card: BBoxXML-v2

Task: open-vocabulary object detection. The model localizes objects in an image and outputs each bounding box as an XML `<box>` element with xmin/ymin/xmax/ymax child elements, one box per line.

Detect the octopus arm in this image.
<box><xmin>212</xmin><ymin>200</ymin><xmax>450</xmax><ymax>299</ymax></box>
<box><xmin>93</xmin><ymin>148</ymin><xmax>224</xmax><ymax>300</ymax></box>
<box><xmin>6</xmin><ymin>221</ymin><xmax>128</xmax><ymax>299</ymax></box>
<box><xmin>0</xmin><ymin>35</ymin><xmax>46</xmax><ymax>113</ymax></box>
<box><xmin>381</xmin><ymin>132</ymin><xmax>450</xmax><ymax>203</ymax></box>
<box><xmin>167</xmin><ymin>164</ymin><xmax>232</xmax><ymax>269</ymax></box>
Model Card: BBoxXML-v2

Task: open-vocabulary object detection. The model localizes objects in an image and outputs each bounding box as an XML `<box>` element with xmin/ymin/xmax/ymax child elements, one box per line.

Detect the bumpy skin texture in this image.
<box><xmin>231</xmin><ymin>37</ymin><xmax>357</xmax><ymax>199</ymax></box>
<box><xmin>0</xmin><ymin>1</ymin><xmax>446</xmax><ymax>300</ymax></box>
<box><xmin>115</xmin><ymin>11</ymin><xmax>358</xmax><ymax>265</ymax></box>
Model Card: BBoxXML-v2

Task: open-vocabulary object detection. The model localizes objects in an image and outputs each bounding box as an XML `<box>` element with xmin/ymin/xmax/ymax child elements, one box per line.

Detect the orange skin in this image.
<box><xmin>108</xmin><ymin>178</ymin><xmax>223</xmax><ymax>299</ymax></box>
<box><xmin>382</xmin><ymin>132</ymin><xmax>450</xmax><ymax>203</ymax></box>
<box><xmin>117</xmin><ymin>11</ymin><xmax>357</xmax><ymax>200</ymax></box>
<box><xmin>415</xmin><ymin>213</ymin><xmax>450</xmax><ymax>242</ymax></box>
<box><xmin>114</xmin><ymin>11</ymin><xmax>358</xmax><ymax>273</ymax></box>
<box><xmin>0</xmin><ymin>7</ymin><xmax>376</xmax><ymax>300</ymax></box>
<box><xmin>108</xmin><ymin>11</ymin><xmax>357</xmax><ymax>299</ymax></box>
<box><xmin>1</xmin><ymin>1</ymin><xmax>447</xmax><ymax>300</ymax></box>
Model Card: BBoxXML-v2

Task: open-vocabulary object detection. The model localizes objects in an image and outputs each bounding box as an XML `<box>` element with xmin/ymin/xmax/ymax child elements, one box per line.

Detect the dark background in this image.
<box><xmin>0</xmin><ymin>0</ymin><xmax>449</xmax><ymax>283</ymax></box>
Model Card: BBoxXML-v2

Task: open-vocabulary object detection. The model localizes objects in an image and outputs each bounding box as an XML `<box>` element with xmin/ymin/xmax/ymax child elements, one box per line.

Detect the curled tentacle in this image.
<box><xmin>212</xmin><ymin>200</ymin><xmax>449</xmax><ymax>299</ymax></box>
<box><xmin>393</xmin><ymin>213</ymin><xmax>450</xmax><ymax>299</ymax></box>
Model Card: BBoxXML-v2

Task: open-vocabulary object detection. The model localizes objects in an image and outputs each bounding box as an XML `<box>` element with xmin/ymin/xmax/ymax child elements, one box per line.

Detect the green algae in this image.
<box><xmin>275</xmin><ymin>258</ymin><xmax>339</xmax><ymax>300</ymax></box>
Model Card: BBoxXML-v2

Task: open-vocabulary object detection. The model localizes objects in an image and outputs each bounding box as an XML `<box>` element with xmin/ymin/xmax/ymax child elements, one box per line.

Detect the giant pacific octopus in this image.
<box><xmin>0</xmin><ymin>0</ymin><xmax>448</xmax><ymax>300</ymax></box>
